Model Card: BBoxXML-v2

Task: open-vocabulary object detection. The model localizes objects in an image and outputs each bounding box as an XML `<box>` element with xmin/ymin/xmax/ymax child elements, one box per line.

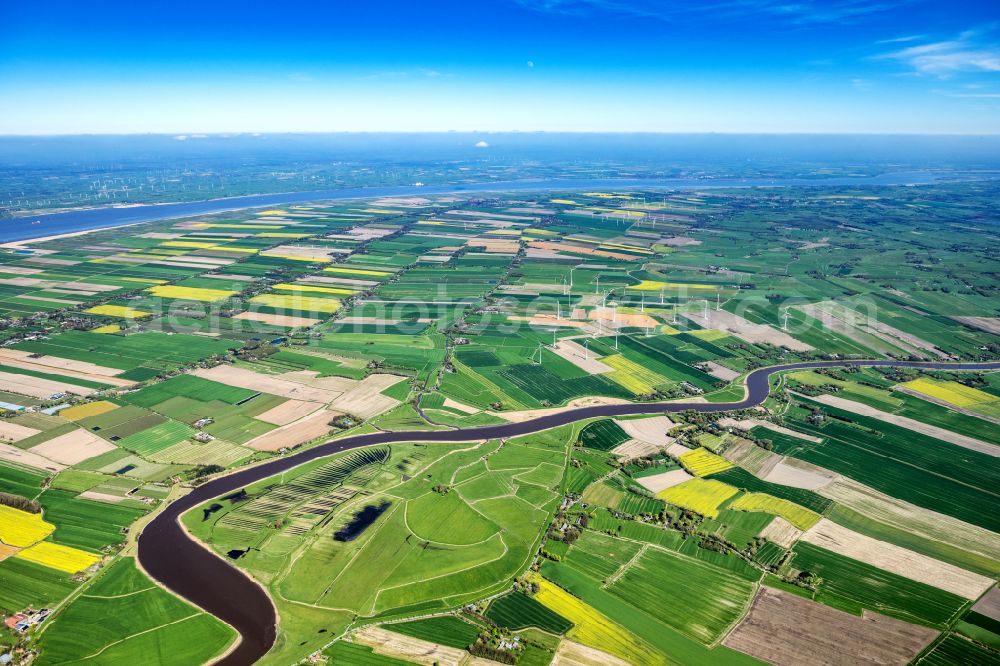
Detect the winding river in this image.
<box><xmin>135</xmin><ymin>359</ymin><xmax>1000</xmax><ymax>665</ymax></box>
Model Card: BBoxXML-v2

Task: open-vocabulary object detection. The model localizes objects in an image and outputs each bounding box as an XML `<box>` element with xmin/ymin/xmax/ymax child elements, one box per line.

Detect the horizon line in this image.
<box><xmin>3</xmin><ymin>130</ymin><xmax>1000</xmax><ymax>138</ymax></box>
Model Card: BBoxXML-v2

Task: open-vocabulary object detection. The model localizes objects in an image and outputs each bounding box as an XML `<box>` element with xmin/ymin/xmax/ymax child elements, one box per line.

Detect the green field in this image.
<box><xmin>486</xmin><ymin>591</ymin><xmax>573</xmax><ymax>633</ymax></box>
<box><xmin>36</xmin><ymin>557</ymin><xmax>235</xmax><ymax>666</ymax></box>
<box><xmin>0</xmin><ymin>558</ymin><xmax>79</xmax><ymax>613</ymax></box>
<box><xmin>791</xmin><ymin>542</ymin><xmax>968</xmax><ymax>628</ymax></box>
<box><xmin>324</xmin><ymin>641</ymin><xmax>411</xmax><ymax>665</ymax></box>
<box><xmin>608</xmin><ymin>546</ymin><xmax>756</xmax><ymax>643</ymax></box>
<box><xmin>916</xmin><ymin>634</ymin><xmax>1000</xmax><ymax>666</ymax></box>
<box><xmin>578</xmin><ymin>419</ymin><xmax>631</xmax><ymax>450</ymax></box>
<box><xmin>384</xmin><ymin>616</ymin><xmax>480</xmax><ymax>648</ymax></box>
<box><xmin>37</xmin><ymin>489</ymin><xmax>147</xmax><ymax>552</ymax></box>
<box><xmin>777</xmin><ymin>402</ymin><xmax>1000</xmax><ymax>532</ymax></box>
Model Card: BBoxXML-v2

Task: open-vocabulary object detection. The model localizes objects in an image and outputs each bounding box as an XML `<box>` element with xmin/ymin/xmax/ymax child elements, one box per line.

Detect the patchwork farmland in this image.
<box><xmin>0</xmin><ymin>186</ymin><xmax>998</xmax><ymax>666</ymax></box>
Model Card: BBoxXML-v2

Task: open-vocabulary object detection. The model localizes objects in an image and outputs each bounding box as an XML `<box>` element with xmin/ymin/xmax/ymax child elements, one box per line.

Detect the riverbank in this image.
<box><xmin>0</xmin><ymin>222</ymin><xmax>146</xmax><ymax>249</ymax></box>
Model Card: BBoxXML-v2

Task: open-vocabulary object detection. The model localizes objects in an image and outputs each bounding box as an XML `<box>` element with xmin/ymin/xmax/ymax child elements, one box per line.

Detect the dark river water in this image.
<box><xmin>135</xmin><ymin>359</ymin><xmax>1000</xmax><ymax>666</ymax></box>
<box><xmin>0</xmin><ymin>171</ymin><xmax>971</xmax><ymax>242</ymax></box>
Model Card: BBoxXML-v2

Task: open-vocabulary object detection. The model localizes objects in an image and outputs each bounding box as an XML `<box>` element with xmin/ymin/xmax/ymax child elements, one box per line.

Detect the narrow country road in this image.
<box><xmin>136</xmin><ymin>359</ymin><xmax>1000</xmax><ymax>665</ymax></box>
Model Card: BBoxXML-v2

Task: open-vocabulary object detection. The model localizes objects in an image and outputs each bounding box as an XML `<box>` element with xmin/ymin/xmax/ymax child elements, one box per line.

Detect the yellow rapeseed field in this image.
<box><xmin>0</xmin><ymin>506</ymin><xmax>55</xmax><ymax>548</ymax></box>
<box><xmin>657</xmin><ymin>478</ymin><xmax>739</xmax><ymax>518</ymax></box>
<box><xmin>84</xmin><ymin>304</ymin><xmax>153</xmax><ymax>319</ymax></box>
<box><xmin>273</xmin><ymin>283</ymin><xmax>354</xmax><ymax>295</ymax></box>
<box><xmin>688</xmin><ymin>328</ymin><xmax>729</xmax><ymax>342</ymax></box>
<box><xmin>603</xmin><ymin>354</ymin><xmax>666</xmax><ymax>395</ymax></box>
<box><xmin>585</xmin><ymin>208</ymin><xmax>645</xmax><ymax>218</ymax></box>
<box><xmin>322</xmin><ymin>267</ymin><xmax>391</xmax><ymax>277</ymax></box>
<box><xmin>249</xmin><ymin>294</ymin><xmax>341</xmax><ymax>313</ymax></box>
<box><xmin>729</xmin><ymin>492</ymin><xmax>820</xmax><ymax>530</ymax></box>
<box><xmin>90</xmin><ymin>324</ymin><xmax>122</xmax><ymax>334</ymax></box>
<box><xmin>216</xmin><ymin>246</ymin><xmax>258</xmax><ymax>253</ymax></box>
<box><xmin>678</xmin><ymin>448</ymin><xmax>734</xmax><ymax>477</ymax></box>
<box><xmin>15</xmin><ymin>541</ymin><xmax>100</xmax><ymax>573</ymax></box>
<box><xmin>901</xmin><ymin>378</ymin><xmax>997</xmax><ymax>408</ymax></box>
<box><xmin>60</xmin><ymin>401</ymin><xmax>119</xmax><ymax>421</ymax></box>
<box><xmin>600</xmin><ymin>242</ymin><xmax>653</xmax><ymax>253</ymax></box>
<box><xmin>532</xmin><ymin>576</ymin><xmax>666</xmax><ymax>665</ymax></box>
<box><xmin>629</xmin><ymin>279</ymin><xmax>715</xmax><ymax>291</ymax></box>
<box><xmin>145</xmin><ymin>285</ymin><xmax>237</xmax><ymax>302</ymax></box>
<box><xmin>160</xmin><ymin>241</ymin><xmax>220</xmax><ymax>249</ymax></box>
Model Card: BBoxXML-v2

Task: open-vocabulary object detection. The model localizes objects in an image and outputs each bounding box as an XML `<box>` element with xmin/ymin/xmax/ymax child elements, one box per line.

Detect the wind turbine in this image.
<box><xmin>532</xmin><ymin>343</ymin><xmax>543</xmax><ymax>365</ymax></box>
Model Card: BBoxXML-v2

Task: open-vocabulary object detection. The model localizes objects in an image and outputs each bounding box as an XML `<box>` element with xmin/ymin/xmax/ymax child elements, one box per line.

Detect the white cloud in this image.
<box><xmin>417</xmin><ymin>68</ymin><xmax>453</xmax><ymax>78</ymax></box>
<box><xmin>474</xmin><ymin>140</ymin><xmax>490</xmax><ymax>148</ymax></box>
<box><xmin>876</xmin><ymin>34</ymin><xmax>924</xmax><ymax>44</ymax></box>
<box><xmin>359</xmin><ymin>68</ymin><xmax>453</xmax><ymax>80</ymax></box>
<box><xmin>937</xmin><ymin>90</ymin><xmax>1000</xmax><ymax>98</ymax></box>
<box><xmin>511</xmin><ymin>0</ymin><xmax>912</xmax><ymax>25</ymax></box>
<box><xmin>878</xmin><ymin>28</ymin><xmax>1000</xmax><ymax>77</ymax></box>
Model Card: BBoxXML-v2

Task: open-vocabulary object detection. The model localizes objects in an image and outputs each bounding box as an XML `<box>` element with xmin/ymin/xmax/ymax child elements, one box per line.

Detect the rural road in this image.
<box><xmin>136</xmin><ymin>359</ymin><xmax>1000</xmax><ymax>665</ymax></box>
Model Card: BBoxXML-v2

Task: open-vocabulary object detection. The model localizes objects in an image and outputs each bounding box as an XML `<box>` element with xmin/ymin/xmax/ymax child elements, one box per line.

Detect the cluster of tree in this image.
<box><xmin>469</xmin><ymin>638</ymin><xmax>517</xmax><ymax>664</ymax></box>
<box><xmin>791</xmin><ymin>381</ymin><xmax>840</xmax><ymax>397</ymax></box>
<box><xmin>0</xmin><ymin>492</ymin><xmax>40</xmax><ymax>514</ymax></box>
<box><xmin>329</xmin><ymin>414</ymin><xmax>358</xmax><ymax>429</ymax></box>
<box><xmin>468</xmin><ymin>626</ymin><xmax>521</xmax><ymax>664</ymax></box>
<box><xmin>190</xmin><ymin>464</ymin><xmax>225</xmax><ymax>480</ymax></box>
<box><xmin>234</xmin><ymin>341</ymin><xmax>278</xmax><ymax>361</ymax></box>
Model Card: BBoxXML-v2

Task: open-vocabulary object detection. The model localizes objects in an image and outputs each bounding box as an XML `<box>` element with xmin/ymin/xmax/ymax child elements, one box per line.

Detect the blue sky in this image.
<box><xmin>1</xmin><ymin>0</ymin><xmax>998</xmax><ymax>134</ymax></box>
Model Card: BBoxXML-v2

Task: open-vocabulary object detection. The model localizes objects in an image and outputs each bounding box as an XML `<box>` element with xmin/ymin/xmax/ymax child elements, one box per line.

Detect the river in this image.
<box><xmin>135</xmin><ymin>358</ymin><xmax>1000</xmax><ymax>666</ymax></box>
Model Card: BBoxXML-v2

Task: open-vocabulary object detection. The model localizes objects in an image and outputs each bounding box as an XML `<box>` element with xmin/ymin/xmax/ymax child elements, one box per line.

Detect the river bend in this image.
<box><xmin>136</xmin><ymin>359</ymin><xmax>1000</xmax><ymax>665</ymax></box>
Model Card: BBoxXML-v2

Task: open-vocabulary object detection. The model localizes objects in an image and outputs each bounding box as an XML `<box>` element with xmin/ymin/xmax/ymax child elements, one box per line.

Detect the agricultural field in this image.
<box><xmin>1</xmin><ymin>185</ymin><xmax>1000</xmax><ymax>666</ymax></box>
<box><xmin>657</xmin><ymin>478</ymin><xmax>739</xmax><ymax>518</ymax></box>
<box><xmin>485</xmin><ymin>591</ymin><xmax>573</xmax><ymax>633</ymax></box>
<box><xmin>181</xmin><ymin>425</ymin><xmax>573</xmax><ymax>664</ymax></box>
<box><xmin>35</xmin><ymin>557</ymin><xmax>235</xmax><ymax>665</ymax></box>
